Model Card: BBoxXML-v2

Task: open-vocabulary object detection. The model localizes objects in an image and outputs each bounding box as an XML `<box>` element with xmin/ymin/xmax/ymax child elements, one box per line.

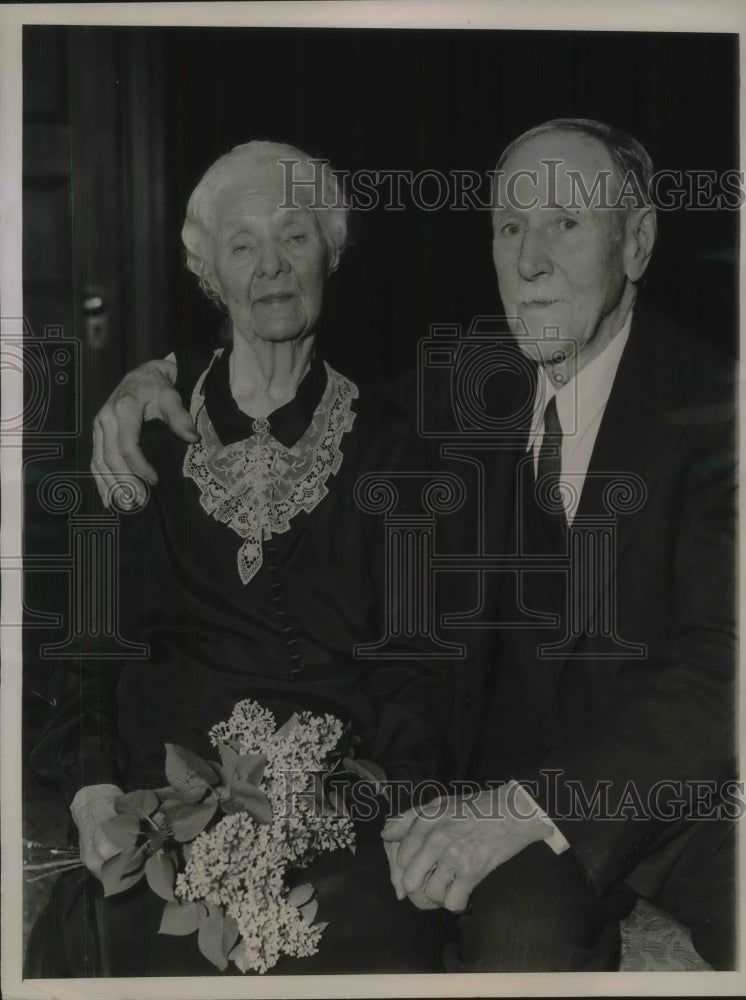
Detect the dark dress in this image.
<box><xmin>26</xmin><ymin>346</ymin><xmax>452</xmax><ymax>977</ymax></box>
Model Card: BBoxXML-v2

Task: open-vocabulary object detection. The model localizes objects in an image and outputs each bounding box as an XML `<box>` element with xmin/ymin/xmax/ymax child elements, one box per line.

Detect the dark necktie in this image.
<box><xmin>536</xmin><ymin>395</ymin><xmax>567</xmax><ymax>543</ymax></box>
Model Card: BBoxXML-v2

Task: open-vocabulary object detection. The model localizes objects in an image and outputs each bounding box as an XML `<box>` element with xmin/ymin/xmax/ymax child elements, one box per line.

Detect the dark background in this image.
<box><xmin>23</xmin><ymin>26</ymin><xmax>739</xmax><ymax>393</ymax></box>
<box><xmin>20</xmin><ymin>23</ymin><xmax>739</xmax><ymax>948</ymax></box>
<box><xmin>165</xmin><ymin>28</ymin><xmax>739</xmax><ymax>378</ymax></box>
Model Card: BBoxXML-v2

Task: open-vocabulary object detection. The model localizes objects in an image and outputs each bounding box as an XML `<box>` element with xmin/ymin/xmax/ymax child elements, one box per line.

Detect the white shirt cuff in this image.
<box><xmin>506</xmin><ymin>779</ymin><xmax>570</xmax><ymax>854</ymax></box>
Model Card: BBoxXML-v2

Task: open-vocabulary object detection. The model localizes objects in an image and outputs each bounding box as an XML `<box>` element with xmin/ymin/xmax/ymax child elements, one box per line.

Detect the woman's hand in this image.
<box><xmin>70</xmin><ymin>784</ymin><xmax>125</xmax><ymax>880</ymax></box>
<box><xmin>91</xmin><ymin>357</ymin><xmax>198</xmax><ymax>508</ymax></box>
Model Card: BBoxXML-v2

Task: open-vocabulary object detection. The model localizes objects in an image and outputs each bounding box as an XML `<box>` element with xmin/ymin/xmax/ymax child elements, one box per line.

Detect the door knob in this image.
<box><xmin>82</xmin><ymin>288</ymin><xmax>108</xmax><ymax>350</ymax></box>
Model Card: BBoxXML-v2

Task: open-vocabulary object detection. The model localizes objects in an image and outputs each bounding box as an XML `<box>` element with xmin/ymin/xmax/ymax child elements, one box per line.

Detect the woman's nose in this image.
<box><xmin>256</xmin><ymin>241</ymin><xmax>290</xmax><ymax>278</ymax></box>
<box><xmin>517</xmin><ymin>229</ymin><xmax>553</xmax><ymax>281</ymax></box>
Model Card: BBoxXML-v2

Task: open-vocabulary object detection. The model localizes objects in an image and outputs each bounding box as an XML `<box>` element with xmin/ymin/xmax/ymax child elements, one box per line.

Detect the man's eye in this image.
<box><xmin>558</xmin><ymin>217</ymin><xmax>578</xmax><ymax>231</ymax></box>
<box><xmin>500</xmin><ymin>222</ymin><xmax>521</xmax><ymax>236</ymax></box>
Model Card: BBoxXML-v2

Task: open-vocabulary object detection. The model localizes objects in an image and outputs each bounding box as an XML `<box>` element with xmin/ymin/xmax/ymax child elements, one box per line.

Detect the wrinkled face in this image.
<box><xmin>493</xmin><ymin>130</ymin><xmax>635</xmax><ymax>369</ymax></box>
<box><xmin>209</xmin><ymin>165</ymin><xmax>328</xmax><ymax>344</ymax></box>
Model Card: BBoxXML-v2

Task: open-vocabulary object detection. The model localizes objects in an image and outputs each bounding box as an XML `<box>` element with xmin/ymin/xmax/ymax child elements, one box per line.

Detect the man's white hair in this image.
<box><xmin>181</xmin><ymin>140</ymin><xmax>349</xmax><ymax>305</ymax></box>
<box><xmin>493</xmin><ymin>117</ymin><xmax>654</xmax><ymax>220</ymax></box>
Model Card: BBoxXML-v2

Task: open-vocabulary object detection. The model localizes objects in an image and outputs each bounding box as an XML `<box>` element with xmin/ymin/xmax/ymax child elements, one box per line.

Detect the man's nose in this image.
<box><xmin>517</xmin><ymin>229</ymin><xmax>552</xmax><ymax>281</ymax></box>
<box><xmin>256</xmin><ymin>241</ymin><xmax>290</xmax><ymax>278</ymax></box>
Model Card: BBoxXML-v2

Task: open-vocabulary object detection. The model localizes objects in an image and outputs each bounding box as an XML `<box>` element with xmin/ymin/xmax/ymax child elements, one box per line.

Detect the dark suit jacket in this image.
<box><xmin>473</xmin><ymin>301</ymin><xmax>736</xmax><ymax>895</ymax></box>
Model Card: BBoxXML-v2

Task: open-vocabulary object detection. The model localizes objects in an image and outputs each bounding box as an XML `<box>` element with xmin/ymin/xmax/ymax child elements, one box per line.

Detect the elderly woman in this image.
<box><xmin>27</xmin><ymin>141</ymin><xmax>449</xmax><ymax>977</ymax></box>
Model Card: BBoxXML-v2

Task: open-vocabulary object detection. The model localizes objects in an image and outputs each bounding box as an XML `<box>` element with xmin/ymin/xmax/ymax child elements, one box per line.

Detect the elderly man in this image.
<box><xmin>88</xmin><ymin>120</ymin><xmax>736</xmax><ymax>972</ymax></box>
<box><xmin>382</xmin><ymin>119</ymin><xmax>736</xmax><ymax>972</ymax></box>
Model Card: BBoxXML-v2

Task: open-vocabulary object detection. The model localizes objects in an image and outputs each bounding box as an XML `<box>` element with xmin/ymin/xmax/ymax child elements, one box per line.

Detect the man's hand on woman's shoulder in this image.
<box><xmin>91</xmin><ymin>357</ymin><xmax>197</xmax><ymax>508</ymax></box>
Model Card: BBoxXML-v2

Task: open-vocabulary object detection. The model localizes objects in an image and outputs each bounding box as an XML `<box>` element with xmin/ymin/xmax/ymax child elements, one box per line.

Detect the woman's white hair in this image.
<box><xmin>181</xmin><ymin>140</ymin><xmax>349</xmax><ymax>306</ymax></box>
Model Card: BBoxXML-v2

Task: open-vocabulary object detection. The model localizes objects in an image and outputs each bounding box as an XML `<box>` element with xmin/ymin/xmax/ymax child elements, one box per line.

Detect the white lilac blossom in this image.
<box><xmin>175</xmin><ymin>701</ymin><xmax>355</xmax><ymax>973</ymax></box>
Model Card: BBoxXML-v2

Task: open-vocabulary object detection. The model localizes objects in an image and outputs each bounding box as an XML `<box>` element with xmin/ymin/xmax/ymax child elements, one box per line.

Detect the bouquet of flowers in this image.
<box><xmin>27</xmin><ymin>699</ymin><xmax>387</xmax><ymax>974</ymax></box>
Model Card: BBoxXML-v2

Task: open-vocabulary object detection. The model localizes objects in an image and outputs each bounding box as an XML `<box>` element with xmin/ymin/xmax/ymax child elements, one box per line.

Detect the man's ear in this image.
<box><xmin>624</xmin><ymin>207</ymin><xmax>657</xmax><ymax>282</ymax></box>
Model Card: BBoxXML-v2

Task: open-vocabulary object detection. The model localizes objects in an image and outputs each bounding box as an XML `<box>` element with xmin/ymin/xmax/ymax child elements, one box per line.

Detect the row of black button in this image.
<box><xmin>265</xmin><ymin>543</ymin><xmax>303</xmax><ymax>677</ymax></box>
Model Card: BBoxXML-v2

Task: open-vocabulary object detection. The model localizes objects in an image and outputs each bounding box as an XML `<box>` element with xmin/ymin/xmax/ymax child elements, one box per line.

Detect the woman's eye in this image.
<box><xmin>558</xmin><ymin>217</ymin><xmax>578</xmax><ymax>231</ymax></box>
<box><xmin>286</xmin><ymin>233</ymin><xmax>308</xmax><ymax>245</ymax></box>
<box><xmin>232</xmin><ymin>243</ymin><xmax>255</xmax><ymax>255</ymax></box>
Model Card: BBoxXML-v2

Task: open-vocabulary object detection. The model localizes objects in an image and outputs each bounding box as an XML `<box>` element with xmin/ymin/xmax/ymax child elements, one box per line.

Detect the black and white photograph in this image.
<box><xmin>1</xmin><ymin>2</ymin><xmax>743</xmax><ymax>997</ymax></box>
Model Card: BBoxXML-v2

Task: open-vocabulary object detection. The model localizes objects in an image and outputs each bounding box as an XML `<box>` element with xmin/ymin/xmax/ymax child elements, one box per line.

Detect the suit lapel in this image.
<box><xmin>558</xmin><ymin>305</ymin><xmax>690</xmax><ymax>658</ymax></box>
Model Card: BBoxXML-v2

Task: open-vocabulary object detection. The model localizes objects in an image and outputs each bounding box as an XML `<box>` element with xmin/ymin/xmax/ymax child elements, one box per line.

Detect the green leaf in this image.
<box><xmin>234</xmin><ymin>752</ymin><xmax>267</xmax><ymax>787</ymax></box>
<box><xmin>217</xmin><ymin>743</ymin><xmax>239</xmax><ymax>787</ymax></box>
<box><xmin>145</xmin><ymin>850</ymin><xmax>176</xmax><ymax>901</ymax></box>
<box><xmin>144</xmin><ymin>825</ymin><xmax>169</xmax><ymax>853</ymax></box>
<box><xmin>354</xmin><ymin>758</ymin><xmax>388</xmax><ymax>782</ymax></box>
<box><xmin>218</xmin><ymin>742</ymin><xmax>239</xmax><ymax>765</ymax></box>
<box><xmin>326</xmin><ymin>787</ymin><xmax>349</xmax><ymax>818</ymax></box>
<box><xmin>101</xmin><ymin>846</ymin><xmax>146</xmax><ymax>897</ymax></box>
<box><xmin>162</xmin><ymin>800</ymin><xmax>218</xmax><ymax>842</ymax></box>
<box><xmin>164</xmin><ymin>744</ymin><xmax>219</xmax><ymax>803</ymax></box>
<box><xmin>159</xmin><ymin>899</ymin><xmax>205</xmax><ymax>936</ymax></box>
<box><xmin>222</xmin><ymin>913</ymin><xmax>239</xmax><ymax>956</ymax></box>
<box><xmin>343</xmin><ymin>757</ymin><xmax>387</xmax><ymax>784</ymax></box>
<box><xmin>100</xmin><ymin>813</ymin><xmax>141</xmax><ymax>850</ymax></box>
<box><xmin>221</xmin><ymin>784</ymin><xmax>272</xmax><ymax>824</ymax></box>
<box><xmin>157</xmin><ymin>798</ymin><xmax>182</xmax><ymax>813</ymax></box>
<box><xmin>299</xmin><ymin>898</ymin><xmax>318</xmax><ymax>925</ymax></box>
<box><xmin>212</xmin><ymin>766</ymin><xmax>229</xmax><ymax>788</ymax></box>
<box><xmin>197</xmin><ymin>904</ymin><xmax>229</xmax><ymax>971</ymax></box>
<box><xmin>272</xmin><ymin>713</ymin><xmax>299</xmax><ymax>741</ymax></box>
<box><xmin>228</xmin><ymin>940</ymin><xmax>251</xmax><ymax>974</ymax></box>
<box><xmin>114</xmin><ymin>789</ymin><xmax>159</xmax><ymax>819</ymax></box>
<box><xmin>287</xmin><ymin>883</ymin><xmax>314</xmax><ymax>907</ymax></box>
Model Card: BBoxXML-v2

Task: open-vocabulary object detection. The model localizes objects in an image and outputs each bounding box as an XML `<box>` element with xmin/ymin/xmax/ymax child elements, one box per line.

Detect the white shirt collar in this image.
<box><xmin>527</xmin><ymin>312</ymin><xmax>633</xmax><ymax>454</ymax></box>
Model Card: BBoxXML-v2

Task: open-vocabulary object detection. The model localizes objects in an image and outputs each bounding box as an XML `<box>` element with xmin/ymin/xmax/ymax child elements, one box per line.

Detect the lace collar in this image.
<box><xmin>183</xmin><ymin>350</ymin><xmax>359</xmax><ymax>584</ymax></box>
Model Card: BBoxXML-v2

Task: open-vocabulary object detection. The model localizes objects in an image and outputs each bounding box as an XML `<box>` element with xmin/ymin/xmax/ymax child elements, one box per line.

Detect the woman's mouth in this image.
<box><xmin>255</xmin><ymin>293</ymin><xmax>295</xmax><ymax>305</ymax></box>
